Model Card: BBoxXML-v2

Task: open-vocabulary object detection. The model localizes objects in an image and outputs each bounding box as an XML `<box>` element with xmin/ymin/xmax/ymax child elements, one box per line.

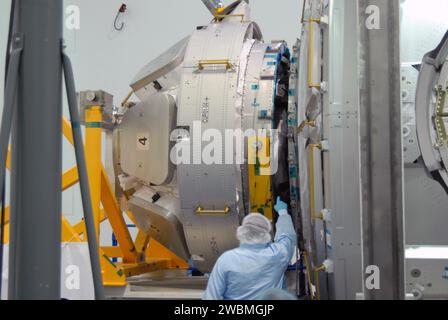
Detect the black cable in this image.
<box><xmin>0</xmin><ymin>0</ymin><xmax>16</xmax><ymax>299</ymax></box>
<box><xmin>5</xmin><ymin>1</ymin><xmax>15</xmax><ymax>82</ymax></box>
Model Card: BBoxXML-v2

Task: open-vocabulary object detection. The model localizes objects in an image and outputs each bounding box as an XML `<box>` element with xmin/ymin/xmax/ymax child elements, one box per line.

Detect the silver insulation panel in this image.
<box><xmin>176</xmin><ymin>19</ymin><xmax>262</xmax><ymax>272</ymax></box>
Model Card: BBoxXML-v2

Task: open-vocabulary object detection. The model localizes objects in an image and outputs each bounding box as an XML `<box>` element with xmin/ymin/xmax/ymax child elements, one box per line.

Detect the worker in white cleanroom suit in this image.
<box><xmin>203</xmin><ymin>197</ymin><xmax>297</xmax><ymax>300</ymax></box>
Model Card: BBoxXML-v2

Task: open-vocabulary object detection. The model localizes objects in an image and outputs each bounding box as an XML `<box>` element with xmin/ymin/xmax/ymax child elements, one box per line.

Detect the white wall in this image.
<box><xmin>62</xmin><ymin>0</ymin><xmax>302</xmax><ymax>102</ymax></box>
<box><xmin>0</xmin><ymin>0</ymin><xmax>304</xmax><ymax>245</ymax></box>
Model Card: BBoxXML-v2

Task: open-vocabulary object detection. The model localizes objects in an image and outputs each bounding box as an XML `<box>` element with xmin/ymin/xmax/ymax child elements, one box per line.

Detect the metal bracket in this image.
<box><xmin>320</xmin><ymin>15</ymin><xmax>330</xmax><ymax>26</ymax></box>
<box><xmin>321</xmin><ymin>209</ymin><xmax>332</xmax><ymax>222</ymax></box>
<box><xmin>320</xmin><ymin>140</ymin><xmax>330</xmax><ymax>151</ymax></box>
<box><xmin>79</xmin><ymin>90</ymin><xmax>115</xmax><ymax>130</ymax></box>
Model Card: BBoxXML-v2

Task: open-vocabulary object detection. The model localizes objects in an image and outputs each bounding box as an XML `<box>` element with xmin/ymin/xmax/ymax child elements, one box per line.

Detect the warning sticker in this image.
<box><xmin>137</xmin><ymin>132</ymin><xmax>149</xmax><ymax>151</ymax></box>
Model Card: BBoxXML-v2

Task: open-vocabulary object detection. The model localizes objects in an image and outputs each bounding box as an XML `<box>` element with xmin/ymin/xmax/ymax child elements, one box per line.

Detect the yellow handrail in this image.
<box><xmin>308</xmin><ymin>143</ymin><xmax>323</xmax><ymax>221</ymax></box>
<box><xmin>213</xmin><ymin>13</ymin><xmax>245</xmax><ymax>23</ymax></box>
<box><xmin>303</xmin><ymin>251</ymin><xmax>316</xmax><ymax>300</ymax></box>
<box><xmin>314</xmin><ymin>264</ymin><xmax>326</xmax><ymax>300</ymax></box>
<box><xmin>195</xmin><ymin>206</ymin><xmax>231</xmax><ymax>215</ymax></box>
<box><xmin>121</xmin><ymin>89</ymin><xmax>134</xmax><ymax>107</ymax></box>
<box><xmin>306</xmin><ymin>18</ymin><xmax>322</xmax><ymax>89</ymax></box>
<box><xmin>198</xmin><ymin>59</ymin><xmax>234</xmax><ymax>71</ymax></box>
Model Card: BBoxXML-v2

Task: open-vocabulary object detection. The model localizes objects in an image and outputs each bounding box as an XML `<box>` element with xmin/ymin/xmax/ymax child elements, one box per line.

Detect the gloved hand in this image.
<box><xmin>274</xmin><ymin>196</ymin><xmax>288</xmax><ymax>215</ymax></box>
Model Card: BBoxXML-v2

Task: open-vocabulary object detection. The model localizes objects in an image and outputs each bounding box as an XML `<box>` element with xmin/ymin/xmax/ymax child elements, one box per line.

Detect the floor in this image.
<box><xmin>106</xmin><ymin>270</ymin><xmax>208</xmax><ymax>300</ymax></box>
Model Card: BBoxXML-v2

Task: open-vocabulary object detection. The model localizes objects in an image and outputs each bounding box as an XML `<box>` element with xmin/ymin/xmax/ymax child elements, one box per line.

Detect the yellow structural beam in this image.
<box><xmin>134</xmin><ymin>231</ymin><xmax>150</xmax><ymax>253</ymax></box>
<box><xmin>6</xmin><ymin>146</ymin><xmax>11</xmax><ymax>170</ymax></box>
<box><xmin>146</xmin><ymin>238</ymin><xmax>189</xmax><ymax>270</ymax></box>
<box><xmin>62</xmin><ymin>166</ymin><xmax>79</xmax><ymax>191</ymax></box>
<box><xmin>1</xmin><ymin>207</ymin><xmax>9</xmax><ymax>244</ymax></box>
<box><xmin>85</xmin><ymin>107</ymin><xmax>103</xmax><ymax>239</ymax></box>
<box><xmin>101</xmin><ymin>166</ymin><xmax>138</xmax><ymax>263</ymax></box>
<box><xmin>118</xmin><ymin>259</ymin><xmax>170</xmax><ymax>278</ymax></box>
<box><xmin>3</xmin><ymin>115</ymin><xmax>188</xmax><ymax>285</ymax></box>
<box><xmin>71</xmin><ymin>209</ymin><xmax>107</xmax><ymax>240</ymax></box>
<box><xmin>101</xmin><ymin>246</ymin><xmax>123</xmax><ymax>258</ymax></box>
<box><xmin>62</xmin><ymin>117</ymin><xmax>74</xmax><ymax>145</ymax></box>
<box><xmin>63</xmin><ymin>114</ymin><xmax>139</xmax><ymax>263</ymax></box>
<box><xmin>62</xmin><ymin>216</ymin><xmax>82</xmax><ymax>242</ymax></box>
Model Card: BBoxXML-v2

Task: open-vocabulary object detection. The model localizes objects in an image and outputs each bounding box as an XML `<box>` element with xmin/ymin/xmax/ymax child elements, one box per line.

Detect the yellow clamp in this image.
<box><xmin>306</xmin><ymin>17</ymin><xmax>323</xmax><ymax>89</ymax></box>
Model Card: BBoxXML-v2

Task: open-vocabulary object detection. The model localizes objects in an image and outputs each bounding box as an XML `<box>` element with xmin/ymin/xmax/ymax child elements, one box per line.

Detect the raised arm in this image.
<box><xmin>273</xmin><ymin>197</ymin><xmax>297</xmax><ymax>263</ymax></box>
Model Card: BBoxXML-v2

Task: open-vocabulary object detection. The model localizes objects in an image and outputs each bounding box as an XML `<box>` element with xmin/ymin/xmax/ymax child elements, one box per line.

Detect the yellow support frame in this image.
<box><xmin>85</xmin><ymin>107</ymin><xmax>103</xmax><ymax>240</ymax></box>
<box><xmin>3</xmin><ymin>115</ymin><xmax>188</xmax><ymax>288</ymax></box>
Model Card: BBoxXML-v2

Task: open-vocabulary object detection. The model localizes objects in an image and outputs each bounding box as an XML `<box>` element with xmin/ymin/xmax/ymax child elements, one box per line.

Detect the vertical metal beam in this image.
<box><xmin>322</xmin><ymin>0</ymin><xmax>363</xmax><ymax>300</ymax></box>
<box><xmin>8</xmin><ymin>0</ymin><xmax>62</xmax><ymax>300</ymax></box>
<box><xmin>358</xmin><ymin>0</ymin><xmax>405</xmax><ymax>300</ymax></box>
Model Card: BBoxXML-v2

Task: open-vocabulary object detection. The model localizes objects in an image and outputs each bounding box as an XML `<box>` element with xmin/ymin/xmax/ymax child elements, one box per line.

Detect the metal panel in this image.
<box><xmin>401</xmin><ymin>66</ymin><xmax>421</xmax><ymax>164</ymax></box>
<box><xmin>358</xmin><ymin>0</ymin><xmax>405</xmax><ymax>300</ymax></box>
<box><xmin>322</xmin><ymin>0</ymin><xmax>363</xmax><ymax>300</ymax></box>
<box><xmin>405</xmin><ymin>246</ymin><xmax>448</xmax><ymax>300</ymax></box>
<box><xmin>296</xmin><ymin>0</ymin><xmax>330</xmax><ymax>299</ymax></box>
<box><xmin>405</xmin><ymin>164</ymin><xmax>448</xmax><ymax>246</ymax></box>
<box><xmin>128</xmin><ymin>196</ymin><xmax>190</xmax><ymax>260</ymax></box>
<box><xmin>177</xmin><ymin>20</ymin><xmax>259</xmax><ymax>272</ymax></box>
<box><xmin>130</xmin><ymin>37</ymin><xmax>189</xmax><ymax>99</ymax></box>
<box><xmin>120</xmin><ymin>93</ymin><xmax>176</xmax><ymax>186</ymax></box>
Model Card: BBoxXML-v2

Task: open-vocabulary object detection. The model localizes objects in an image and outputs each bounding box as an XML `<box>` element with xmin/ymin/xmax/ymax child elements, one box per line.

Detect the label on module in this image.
<box><xmin>137</xmin><ymin>132</ymin><xmax>150</xmax><ymax>151</ymax></box>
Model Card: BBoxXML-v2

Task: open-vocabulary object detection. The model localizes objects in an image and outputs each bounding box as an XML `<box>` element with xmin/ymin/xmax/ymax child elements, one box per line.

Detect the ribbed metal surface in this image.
<box><xmin>177</xmin><ymin>21</ymin><xmax>260</xmax><ymax>272</ymax></box>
